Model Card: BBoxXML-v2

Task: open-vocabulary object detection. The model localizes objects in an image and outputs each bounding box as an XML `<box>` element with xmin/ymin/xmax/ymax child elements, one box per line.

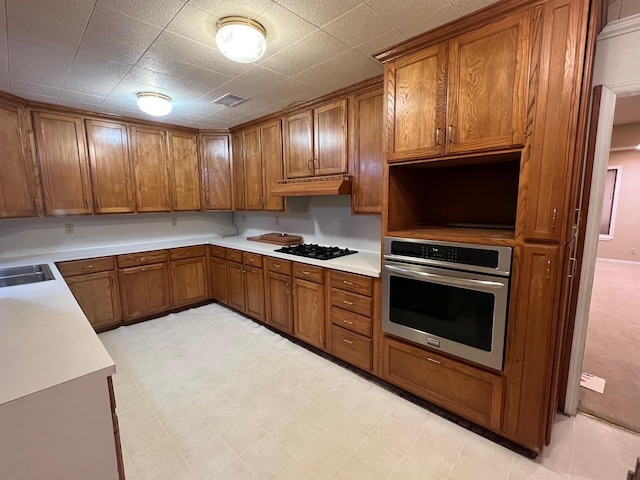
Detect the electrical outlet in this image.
<box><xmin>171</xmin><ymin>217</ymin><xmax>177</xmax><ymax>226</ymax></box>
<box><xmin>632</xmin><ymin>248</ymin><xmax>636</xmax><ymax>255</ymax></box>
<box><xmin>275</xmin><ymin>216</ymin><xmax>280</xmax><ymax>226</ymax></box>
<box><xmin>64</xmin><ymin>223</ymin><xmax>74</xmax><ymax>234</ymax></box>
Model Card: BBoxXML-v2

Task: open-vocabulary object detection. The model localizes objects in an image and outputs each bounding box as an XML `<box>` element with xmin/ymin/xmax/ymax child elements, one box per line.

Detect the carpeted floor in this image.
<box><xmin>579</xmin><ymin>258</ymin><xmax>640</xmax><ymax>433</ymax></box>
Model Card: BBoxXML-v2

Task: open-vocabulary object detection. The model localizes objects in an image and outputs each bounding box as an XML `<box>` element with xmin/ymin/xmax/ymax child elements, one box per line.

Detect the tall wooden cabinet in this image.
<box><xmin>260</xmin><ymin>120</ymin><xmax>285</xmax><ymax>211</ymax></box>
<box><xmin>201</xmin><ymin>133</ymin><xmax>232</xmax><ymax>210</ymax></box>
<box><xmin>0</xmin><ymin>100</ymin><xmax>42</xmax><ymax>218</ymax></box>
<box><xmin>168</xmin><ymin>131</ymin><xmax>201</xmax><ymax>211</ymax></box>
<box><xmin>129</xmin><ymin>126</ymin><xmax>170</xmax><ymax>213</ymax></box>
<box><xmin>33</xmin><ymin>112</ymin><xmax>93</xmax><ymax>215</ymax></box>
<box><xmin>242</xmin><ymin>126</ymin><xmax>262</xmax><ymax>210</ymax></box>
<box><xmin>231</xmin><ymin>131</ymin><xmax>245</xmax><ymax>210</ymax></box>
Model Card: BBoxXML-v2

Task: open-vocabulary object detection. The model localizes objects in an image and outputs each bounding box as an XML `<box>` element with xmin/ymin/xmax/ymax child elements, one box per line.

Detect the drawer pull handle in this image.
<box><xmin>140</xmin><ymin>267</ymin><xmax>148</xmax><ymax>272</ymax></box>
<box><xmin>273</xmin><ymin>263</ymin><xmax>281</xmax><ymax>268</ymax></box>
<box><xmin>82</xmin><ymin>265</ymin><xmax>94</xmax><ymax>269</ymax></box>
<box><xmin>302</xmin><ymin>270</ymin><xmax>310</xmax><ymax>275</ymax></box>
<box><xmin>343</xmin><ymin>300</ymin><xmax>354</xmax><ymax>305</ymax></box>
<box><xmin>342</xmin><ymin>319</ymin><xmax>354</xmax><ymax>325</ymax></box>
<box><xmin>138</xmin><ymin>257</ymin><xmax>147</xmax><ymax>262</ymax></box>
<box><xmin>183</xmin><ymin>252</ymin><xmax>190</xmax><ymax>255</ymax></box>
<box><xmin>427</xmin><ymin>357</ymin><xmax>441</xmax><ymax>364</ymax></box>
<box><xmin>343</xmin><ymin>338</ymin><xmax>354</xmax><ymax>345</ymax></box>
<box><xmin>343</xmin><ymin>280</ymin><xmax>354</xmax><ymax>285</ymax></box>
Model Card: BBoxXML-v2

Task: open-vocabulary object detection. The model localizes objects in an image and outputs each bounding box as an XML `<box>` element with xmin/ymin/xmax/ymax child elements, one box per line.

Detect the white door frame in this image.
<box><xmin>564</xmin><ymin>14</ymin><xmax>640</xmax><ymax>414</ymax></box>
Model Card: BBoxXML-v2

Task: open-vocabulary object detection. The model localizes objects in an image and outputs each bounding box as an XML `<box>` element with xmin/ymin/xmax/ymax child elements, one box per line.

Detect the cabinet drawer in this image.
<box><xmin>293</xmin><ymin>263</ymin><xmax>324</xmax><ymax>283</ymax></box>
<box><xmin>243</xmin><ymin>251</ymin><xmax>262</xmax><ymax>268</ymax></box>
<box><xmin>331</xmin><ymin>306</ymin><xmax>372</xmax><ymax>337</ymax></box>
<box><xmin>330</xmin><ymin>270</ymin><xmax>373</xmax><ymax>297</ymax></box>
<box><xmin>266</xmin><ymin>257</ymin><xmax>292</xmax><ymax>274</ymax></box>
<box><xmin>57</xmin><ymin>256</ymin><xmax>114</xmax><ymax>277</ymax></box>
<box><xmin>383</xmin><ymin>337</ymin><xmax>504</xmax><ymax>430</ymax></box>
<box><xmin>170</xmin><ymin>245</ymin><xmax>205</xmax><ymax>260</ymax></box>
<box><xmin>227</xmin><ymin>249</ymin><xmax>243</xmax><ymax>263</ymax></box>
<box><xmin>330</xmin><ymin>288</ymin><xmax>372</xmax><ymax>317</ymax></box>
<box><xmin>117</xmin><ymin>250</ymin><xmax>167</xmax><ymax>268</ymax></box>
<box><xmin>210</xmin><ymin>245</ymin><xmax>226</xmax><ymax>259</ymax></box>
<box><xmin>330</xmin><ymin>325</ymin><xmax>372</xmax><ymax>371</ymax></box>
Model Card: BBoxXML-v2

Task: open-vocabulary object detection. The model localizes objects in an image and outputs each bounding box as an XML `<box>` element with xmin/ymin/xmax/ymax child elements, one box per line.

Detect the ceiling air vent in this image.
<box><xmin>211</xmin><ymin>93</ymin><xmax>249</xmax><ymax>107</ymax></box>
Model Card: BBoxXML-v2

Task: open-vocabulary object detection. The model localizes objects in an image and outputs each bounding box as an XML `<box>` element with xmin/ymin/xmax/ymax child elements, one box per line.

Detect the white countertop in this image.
<box><xmin>0</xmin><ymin>234</ymin><xmax>380</xmax><ymax>406</ymax></box>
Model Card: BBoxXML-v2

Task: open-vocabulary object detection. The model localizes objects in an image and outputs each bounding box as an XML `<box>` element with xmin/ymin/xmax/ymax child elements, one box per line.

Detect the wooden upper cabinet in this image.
<box><xmin>260</xmin><ymin>119</ymin><xmax>284</xmax><ymax>212</ymax></box>
<box><xmin>0</xmin><ymin>101</ymin><xmax>42</xmax><ymax>218</ymax></box>
<box><xmin>350</xmin><ymin>88</ymin><xmax>384</xmax><ymax>215</ymax></box>
<box><xmin>242</xmin><ymin>126</ymin><xmax>263</xmax><ymax>210</ymax></box>
<box><xmin>387</xmin><ymin>44</ymin><xmax>447</xmax><ymax>161</ymax></box>
<box><xmin>231</xmin><ymin>131</ymin><xmax>245</xmax><ymax>210</ymax></box>
<box><xmin>200</xmin><ymin>133</ymin><xmax>232</xmax><ymax>211</ymax></box>
<box><xmin>447</xmin><ymin>12</ymin><xmax>527</xmax><ymax>154</ymax></box>
<box><xmin>33</xmin><ymin>112</ymin><xmax>93</xmax><ymax>215</ymax></box>
<box><xmin>129</xmin><ymin>126</ymin><xmax>170</xmax><ymax>212</ymax></box>
<box><xmin>283</xmin><ymin>110</ymin><xmax>313</xmax><ymax>179</ymax></box>
<box><xmin>85</xmin><ymin>119</ymin><xmax>135</xmax><ymax>214</ymax></box>
<box><xmin>314</xmin><ymin>99</ymin><xmax>348</xmax><ymax>176</ymax></box>
<box><xmin>168</xmin><ymin>130</ymin><xmax>201</xmax><ymax>211</ymax></box>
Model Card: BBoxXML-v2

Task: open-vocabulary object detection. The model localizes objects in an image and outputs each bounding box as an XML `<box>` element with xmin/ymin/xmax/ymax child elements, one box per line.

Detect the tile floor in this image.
<box><xmin>99</xmin><ymin>304</ymin><xmax>640</xmax><ymax>480</ymax></box>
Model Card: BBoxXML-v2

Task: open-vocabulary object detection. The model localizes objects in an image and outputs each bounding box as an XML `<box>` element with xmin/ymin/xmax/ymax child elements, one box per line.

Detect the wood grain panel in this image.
<box><xmin>168</xmin><ymin>130</ymin><xmax>201</xmax><ymax>211</ymax></box>
<box><xmin>117</xmin><ymin>250</ymin><xmax>167</xmax><ymax>268</ymax></box>
<box><xmin>119</xmin><ymin>262</ymin><xmax>171</xmax><ymax>321</ymax></box>
<box><xmin>210</xmin><ymin>256</ymin><xmax>228</xmax><ymax>304</ymax></box>
<box><xmin>293</xmin><ymin>277</ymin><xmax>325</xmax><ymax>349</ymax></box>
<box><xmin>85</xmin><ymin>119</ymin><xmax>135</xmax><ymax>214</ymax></box>
<box><xmin>169</xmin><ymin>245</ymin><xmax>205</xmax><ymax>260</ymax></box>
<box><xmin>226</xmin><ymin>248</ymin><xmax>243</xmax><ymax>263</ymax></box>
<box><xmin>260</xmin><ymin>119</ymin><xmax>285</xmax><ymax>211</ymax></box>
<box><xmin>129</xmin><ymin>125</ymin><xmax>170</xmax><ymax>212</ymax></box>
<box><xmin>231</xmin><ymin>131</ymin><xmax>245</xmax><ymax>210</ymax></box>
<box><xmin>171</xmin><ymin>257</ymin><xmax>208</xmax><ymax>308</ymax></box>
<box><xmin>266</xmin><ymin>257</ymin><xmax>291</xmax><ymax>274</ymax></box>
<box><xmin>33</xmin><ymin>111</ymin><xmax>93</xmax><ymax>215</ymax></box>
<box><xmin>245</xmin><ymin>264</ymin><xmax>265</xmax><ymax>322</ymax></box>
<box><xmin>266</xmin><ymin>270</ymin><xmax>293</xmax><ymax>334</ymax></box>
<box><xmin>57</xmin><ymin>256</ymin><xmax>114</xmax><ymax>277</ymax></box>
<box><xmin>292</xmin><ymin>263</ymin><xmax>324</xmax><ymax>283</ymax></box>
<box><xmin>283</xmin><ymin>110</ymin><xmax>313</xmax><ymax>179</ymax></box>
<box><xmin>330</xmin><ymin>306</ymin><xmax>372</xmax><ymax>337</ymax></box>
<box><xmin>314</xmin><ymin>99</ymin><xmax>347</xmax><ymax>176</ymax></box>
<box><xmin>329</xmin><ymin>324</ymin><xmax>372</xmax><ymax>371</ymax></box>
<box><xmin>330</xmin><ymin>270</ymin><xmax>373</xmax><ymax>296</ymax></box>
<box><xmin>242</xmin><ymin>126</ymin><xmax>262</xmax><ymax>210</ymax></box>
<box><xmin>210</xmin><ymin>245</ymin><xmax>226</xmax><ymax>260</ymax></box>
<box><xmin>66</xmin><ymin>271</ymin><xmax>121</xmax><ymax>331</ymax></box>
<box><xmin>201</xmin><ymin>133</ymin><xmax>232</xmax><ymax>210</ymax></box>
<box><xmin>227</xmin><ymin>260</ymin><xmax>246</xmax><ymax>313</ymax></box>
<box><xmin>330</xmin><ymin>288</ymin><xmax>372</xmax><ymax>317</ymax></box>
<box><xmin>0</xmin><ymin>102</ymin><xmax>41</xmax><ymax>218</ymax></box>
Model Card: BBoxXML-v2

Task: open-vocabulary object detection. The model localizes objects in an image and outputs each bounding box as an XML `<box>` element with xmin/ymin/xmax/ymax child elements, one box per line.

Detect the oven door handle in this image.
<box><xmin>385</xmin><ymin>264</ymin><xmax>506</xmax><ymax>289</ymax></box>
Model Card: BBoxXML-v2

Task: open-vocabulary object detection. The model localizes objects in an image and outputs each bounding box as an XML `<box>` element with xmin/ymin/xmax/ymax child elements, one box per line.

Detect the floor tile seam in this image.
<box><xmin>347</xmin><ymin>447</ymin><xmax>402</xmax><ymax>480</ymax></box>
<box><xmin>229</xmin><ymin>452</ymin><xmax>261</xmax><ymax>480</ymax></box>
<box><xmin>457</xmin><ymin>438</ymin><xmax>514</xmax><ymax>479</ymax></box>
<box><xmin>120</xmin><ymin>447</ymin><xmax>140</xmax><ymax>480</ymax></box>
<box><xmin>179</xmin><ymin>431</ymin><xmax>244</xmax><ymax>479</ymax></box>
<box><xmin>279</xmin><ymin>457</ymin><xmax>321</xmax><ymax>480</ymax></box>
<box><xmin>445</xmin><ymin>434</ymin><xmax>471</xmax><ymax>480</ymax></box>
<box><xmin>577</xmin><ymin>412</ymin><xmax>640</xmax><ymax>450</ymax></box>
<box><xmin>386</xmin><ymin>413</ymin><xmax>432</xmax><ymax>456</ymax></box>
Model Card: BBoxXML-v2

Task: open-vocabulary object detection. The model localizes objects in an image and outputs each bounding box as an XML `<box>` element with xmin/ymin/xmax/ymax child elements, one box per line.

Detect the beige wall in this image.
<box><xmin>611</xmin><ymin>122</ymin><xmax>640</xmax><ymax>149</ymax></box>
<box><xmin>608</xmin><ymin>0</ymin><xmax>640</xmax><ymax>22</ymax></box>
<box><xmin>597</xmin><ymin>143</ymin><xmax>640</xmax><ymax>261</ymax></box>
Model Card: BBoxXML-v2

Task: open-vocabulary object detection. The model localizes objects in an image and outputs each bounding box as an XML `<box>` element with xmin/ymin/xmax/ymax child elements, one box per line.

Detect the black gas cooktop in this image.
<box><xmin>274</xmin><ymin>244</ymin><xmax>358</xmax><ymax>261</ymax></box>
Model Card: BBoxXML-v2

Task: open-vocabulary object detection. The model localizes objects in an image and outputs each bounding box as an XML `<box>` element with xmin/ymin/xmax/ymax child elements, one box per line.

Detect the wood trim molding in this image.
<box><xmin>597</xmin><ymin>11</ymin><xmax>640</xmax><ymax>39</ymax></box>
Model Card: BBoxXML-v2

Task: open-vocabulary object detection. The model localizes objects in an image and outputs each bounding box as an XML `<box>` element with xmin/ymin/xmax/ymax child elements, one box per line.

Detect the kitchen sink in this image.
<box><xmin>0</xmin><ymin>264</ymin><xmax>55</xmax><ymax>287</ymax></box>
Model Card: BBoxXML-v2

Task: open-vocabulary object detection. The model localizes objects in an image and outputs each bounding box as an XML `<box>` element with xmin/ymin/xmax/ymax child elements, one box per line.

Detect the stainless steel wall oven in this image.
<box><xmin>382</xmin><ymin>237</ymin><xmax>512</xmax><ymax>371</ymax></box>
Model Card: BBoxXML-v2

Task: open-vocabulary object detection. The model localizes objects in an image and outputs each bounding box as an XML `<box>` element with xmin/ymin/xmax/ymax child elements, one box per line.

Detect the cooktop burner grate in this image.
<box><xmin>274</xmin><ymin>243</ymin><xmax>358</xmax><ymax>261</ymax></box>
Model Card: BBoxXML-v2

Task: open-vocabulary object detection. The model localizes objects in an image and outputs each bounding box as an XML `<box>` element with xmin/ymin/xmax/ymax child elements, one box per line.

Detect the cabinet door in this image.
<box><xmin>231</xmin><ymin>131</ymin><xmax>245</xmax><ymax>210</ymax></box>
<box><xmin>118</xmin><ymin>263</ymin><xmax>171</xmax><ymax>321</ymax></box>
<box><xmin>245</xmin><ymin>264</ymin><xmax>265</xmax><ymax>322</ymax></box>
<box><xmin>283</xmin><ymin>110</ymin><xmax>313</xmax><ymax>179</ymax></box>
<box><xmin>350</xmin><ymin>89</ymin><xmax>383</xmax><ymax>214</ymax></box>
<box><xmin>169</xmin><ymin>130</ymin><xmax>201</xmax><ymax>211</ymax></box>
<box><xmin>314</xmin><ymin>99</ymin><xmax>347</xmax><ymax>176</ymax></box>
<box><xmin>33</xmin><ymin>111</ymin><xmax>93</xmax><ymax>215</ymax></box>
<box><xmin>242</xmin><ymin>126</ymin><xmax>263</xmax><ymax>210</ymax></box>
<box><xmin>266</xmin><ymin>271</ymin><xmax>293</xmax><ymax>334</ymax></box>
<box><xmin>227</xmin><ymin>261</ymin><xmax>246</xmax><ymax>313</ymax></box>
<box><xmin>66</xmin><ymin>271</ymin><xmax>121</xmax><ymax>331</ymax></box>
<box><xmin>293</xmin><ymin>277</ymin><xmax>325</xmax><ymax>349</ymax></box>
<box><xmin>260</xmin><ymin>119</ymin><xmax>284</xmax><ymax>212</ymax></box>
<box><xmin>0</xmin><ymin>102</ymin><xmax>41</xmax><ymax>218</ymax></box>
<box><xmin>211</xmin><ymin>257</ymin><xmax>229</xmax><ymax>305</ymax></box>
<box><xmin>447</xmin><ymin>12</ymin><xmax>527</xmax><ymax>153</ymax></box>
<box><xmin>129</xmin><ymin>126</ymin><xmax>170</xmax><ymax>212</ymax></box>
<box><xmin>85</xmin><ymin>119</ymin><xmax>135</xmax><ymax>214</ymax></box>
<box><xmin>201</xmin><ymin>134</ymin><xmax>232</xmax><ymax>210</ymax></box>
<box><xmin>387</xmin><ymin>44</ymin><xmax>447</xmax><ymax>161</ymax></box>
<box><xmin>171</xmin><ymin>257</ymin><xmax>208</xmax><ymax>308</ymax></box>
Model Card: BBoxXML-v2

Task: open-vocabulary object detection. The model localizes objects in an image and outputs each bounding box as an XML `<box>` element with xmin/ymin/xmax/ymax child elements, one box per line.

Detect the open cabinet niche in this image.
<box><xmin>387</xmin><ymin>152</ymin><xmax>521</xmax><ymax>244</ymax></box>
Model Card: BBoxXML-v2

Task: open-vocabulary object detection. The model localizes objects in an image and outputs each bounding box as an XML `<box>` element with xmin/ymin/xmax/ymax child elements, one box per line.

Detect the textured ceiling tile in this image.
<box><xmin>87</xmin><ymin>5</ymin><xmax>162</xmax><ymax>48</ymax></box>
<box><xmin>232</xmin><ymin>66</ymin><xmax>287</xmax><ymax>90</ymax></box>
<box><xmin>450</xmin><ymin>0</ymin><xmax>501</xmax><ymax>17</ymax></box>
<box><xmin>98</xmin><ymin>0</ymin><xmax>186</xmax><ymax>28</ymax></box>
<box><xmin>323</xmin><ymin>4</ymin><xmax>394</xmax><ymax>48</ymax></box>
<box><xmin>76</xmin><ymin>32</ymin><xmax>146</xmax><ymax>67</ymax></box>
<box><xmin>0</xmin><ymin>44</ymin><xmax>7</xmax><ymax>79</ymax></box>
<box><xmin>172</xmin><ymin>100</ymin><xmax>225</xmax><ymax>117</ymax></box>
<box><xmin>260</xmin><ymin>29</ymin><xmax>349</xmax><ymax>77</ymax></box>
<box><xmin>8</xmin><ymin>35</ymin><xmax>77</xmax><ymax>66</ymax></box>
<box><xmin>6</xmin><ymin>0</ymin><xmax>94</xmax><ymax>28</ymax></box>
<box><xmin>10</xmin><ymin>80</ymin><xmax>61</xmax><ymax>97</ymax></box>
<box><xmin>366</xmin><ymin>0</ymin><xmax>450</xmax><ymax>28</ymax></box>
<box><xmin>165</xmin><ymin>4</ymin><xmax>217</xmax><ymax>47</ymax></box>
<box><xmin>135</xmin><ymin>51</ymin><xmax>231</xmax><ymax>88</ymax></box>
<box><xmin>63</xmin><ymin>66</ymin><xmax>122</xmax><ymax>96</ymax></box>
<box><xmin>11</xmin><ymin>91</ymin><xmax>59</xmax><ymax>103</ymax></box>
<box><xmin>620</xmin><ymin>0</ymin><xmax>640</xmax><ymax>18</ymax></box>
<box><xmin>0</xmin><ymin>77</ymin><xmax>9</xmax><ymax>90</ymax></box>
<box><xmin>0</xmin><ymin>0</ymin><xmax>6</xmax><ymax>35</ymax></box>
<box><xmin>113</xmin><ymin>74</ymin><xmax>199</xmax><ymax>108</ymax></box>
<box><xmin>274</xmin><ymin>0</ymin><xmax>361</xmax><ymax>27</ymax></box>
<box><xmin>57</xmin><ymin>99</ymin><xmax>106</xmax><ymax>112</ymax></box>
<box><xmin>258</xmin><ymin>77</ymin><xmax>310</xmax><ymax>101</ymax></box>
<box><xmin>73</xmin><ymin>52</ymin><xmax>133</xmax><ymax>78</ymax></box>
<box><xmin>202</xmin><ymin>78</ymin><xmax>267</xmax><ymax>101</ymax></box>
<box><xmin>10</xmin><ymin>55</ymin><xmax>70</xmax><ymax>88</ymax></box>
<box><xmin>397</xmin><ymin>4</ymin><xmax>460</xmax><ymax>38</ymax></box>
<box><xmin>125</xmin><ymin>66</ymin><xmax>212</xmax><ymax>97</ymax></box>
<box><xmin>255</xmin><ymin>4</ymin><xmax>317</xmax><ymax>58</ymax></box>
<box><xmin>58</xmin><ymin>89</ymin><xmax>105</xmax><ymax>105</ymax></box>
<box><xmin>354</xmin><ymin>29</ymin><xmax>407</xmax><ymax>57</ymax></box>
<box><xmin>188</xmin><ymin>0</ymin><xmax>274</xmax><ymax>19</ymax></box>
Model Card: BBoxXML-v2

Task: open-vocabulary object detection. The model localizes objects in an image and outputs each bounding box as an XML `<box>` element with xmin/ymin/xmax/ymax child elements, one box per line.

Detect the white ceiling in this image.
<box><xmin>614</xmin><ymin>93</ymin><xmax>640</xmax><ymax>126</ymax></box>
<box><xmin>0</xmin><ymin>0</ymin><xmax>500</xmax><ymax>129</ymax></box>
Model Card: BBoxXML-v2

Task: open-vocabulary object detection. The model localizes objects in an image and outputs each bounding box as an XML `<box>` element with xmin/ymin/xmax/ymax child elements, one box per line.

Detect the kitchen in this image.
<box><xmin>1</xmin><ymin>0</ymin><xmax>639</xmax><ymax>479</ymax></box>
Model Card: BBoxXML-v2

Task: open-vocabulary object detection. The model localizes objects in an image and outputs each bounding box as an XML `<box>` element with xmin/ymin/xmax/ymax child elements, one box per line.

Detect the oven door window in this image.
<box><xmin>389</xmin><ymin>275</ymin><xmax>495</xmax><ymax>351</ymax></box>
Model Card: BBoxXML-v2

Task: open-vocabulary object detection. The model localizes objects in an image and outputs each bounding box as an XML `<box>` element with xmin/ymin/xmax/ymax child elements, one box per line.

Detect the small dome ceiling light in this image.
<box><xmin>216</xmin><ymin>16</ymin><xmax>267</xmax><ymax>63</ymax></box>
<box><xmin>136</xmin><ymin>92</ymin><xmax>172</xmax><ymax>116</ymax></box>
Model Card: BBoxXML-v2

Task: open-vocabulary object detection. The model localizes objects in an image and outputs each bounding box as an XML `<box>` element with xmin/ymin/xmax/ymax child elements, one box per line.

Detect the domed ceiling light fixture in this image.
<box><xmin>137</xmin><ymin>92</ymin><xmax>172</xmax><ymax>116</ymax></box>
<box><xmin>216</xmin><ymin>16</ymin><xmax>267</xmax><ymax>63</ymax></box>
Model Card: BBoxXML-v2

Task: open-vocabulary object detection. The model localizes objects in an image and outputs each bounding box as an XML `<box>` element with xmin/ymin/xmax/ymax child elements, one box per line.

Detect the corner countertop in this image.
<box><xmin>0</xmin><ymin>234</ymin><xmax>380</xmax><ymax>407</ymax></box>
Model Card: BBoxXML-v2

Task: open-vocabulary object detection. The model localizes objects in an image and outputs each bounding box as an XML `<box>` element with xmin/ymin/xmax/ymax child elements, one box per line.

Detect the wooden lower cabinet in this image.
<box><xmin>293</xmin><ymin>276</ymin><xmax>325</xmax><ymax>349</ymax></box>
<box><xmin>244</xmin><ymin>264</ymin><xmax>265</xmax><ymax>322</ymax></box>
<box><xmin>227</xmin><ymin>261</ymin><xmax>246</xmax><ymax>313</ymax></box>
<box><xmin>107</xmin><ymin>377</ymin><xmax>126</xmax><ymax>480</ymax></box>
<box><xmin>118</xmin><ymin>263</ymin><xmax>171</xmax><ymax>321</ymax></box>
<box><xmin>170</xmin><ymin>257</ymin><xmax>208</xmax><ymax>308</ymax></box>
<box><xmin>265</xmin><ymin>270</ymin><xmax>293</xmax><ymax>334</ymax></box>
<box><xmin>383</xmin><ymin>337</ymin><xmax>504</xmax><ymax>430</ymax></box>
<box><xmin>329</xmin><ymin>324</ymin><xmax>372</xmax><ymax>371</ymax></box>
<box><xmin>210</xmin><ymin>256</ymin><xmax>229</xmax><ymax>304</ymax></box>
<box><xmin>65</xmin><ymin>271</ymin><xmax>121</xmax><ymax>331</ymax></box>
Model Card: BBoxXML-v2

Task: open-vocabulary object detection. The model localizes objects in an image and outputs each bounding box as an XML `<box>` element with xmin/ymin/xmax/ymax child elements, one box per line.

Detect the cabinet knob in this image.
<box><xmin>448</xmin><ymin>125</ymin><xmax>455</xmax><ymax>144</ymax></box>
<box><xmin>32</xmin><ymin>196</ymin><xmax>38</xmax><ymax>213</ymax></box>
<box><xmin>84</xmin><ymin>197</ymin><xmax>89</xmax><ymax>208</ymax></box>
<box><xmin>307</xmin><ymin>159</ymin><xmax>313</xmax><ymax>171</ymax></box>
<box><xmin>95</xmin><ymin>197</ymin><xmax>101</xmax><ymax>210</ymax></box>
<box><xmin>434</xmin><ymin>128</ymin><xmax>441</xmax><ymax>146</ymax></box>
